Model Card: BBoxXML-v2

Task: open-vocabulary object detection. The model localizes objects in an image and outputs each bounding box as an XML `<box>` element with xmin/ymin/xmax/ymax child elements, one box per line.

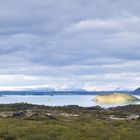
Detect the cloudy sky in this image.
<box><xmin>0</xmin><ymin>0</ymin><xmax>140</xmax><ymax>91</ymax></box>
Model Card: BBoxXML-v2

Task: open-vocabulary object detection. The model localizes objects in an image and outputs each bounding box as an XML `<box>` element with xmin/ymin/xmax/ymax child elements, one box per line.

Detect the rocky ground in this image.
<box><xmin>0</xmin><ymin>103</ymin><xmax>140</xmax><ymax>121</ymax></box>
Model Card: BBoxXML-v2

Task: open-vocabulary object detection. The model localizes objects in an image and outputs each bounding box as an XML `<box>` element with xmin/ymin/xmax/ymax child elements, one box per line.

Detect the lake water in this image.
<box><xmin>0</xmin><ymin>95</ymin><xmax>140</xmax><ymax>108</ymax></box>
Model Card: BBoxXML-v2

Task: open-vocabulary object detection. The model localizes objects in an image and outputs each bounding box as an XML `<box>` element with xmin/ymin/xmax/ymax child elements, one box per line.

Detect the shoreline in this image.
<box><xmin>0</xmin><ymin>103</ymin><xmax>140</xmax><ymax>119</ymax></box>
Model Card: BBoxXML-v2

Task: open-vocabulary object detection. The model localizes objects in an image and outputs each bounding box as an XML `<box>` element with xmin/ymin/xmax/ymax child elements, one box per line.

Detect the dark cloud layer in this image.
<box><xmin>0</xmin><ymin>0</ymin><xmax>140</xmax><ymax>90</ymax></box>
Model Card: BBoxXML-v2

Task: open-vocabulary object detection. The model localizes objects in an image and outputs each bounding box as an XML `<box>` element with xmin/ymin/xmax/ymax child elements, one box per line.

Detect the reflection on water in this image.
<box><xmin>0</xmin><ymin>95</ymin><xmax>140</xmax><ymax>108</ymax></box>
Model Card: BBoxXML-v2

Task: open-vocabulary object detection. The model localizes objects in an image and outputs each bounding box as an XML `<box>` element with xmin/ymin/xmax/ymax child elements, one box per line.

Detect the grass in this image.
<box><xmin>0</xmin><ymin>103</ymin><xmax>140</xmax><ymax>140</ymax></box>
<box><xmin>0</xmin><ymin>117</ymin><xmax>140</xmax><ymax>140</ymax></box>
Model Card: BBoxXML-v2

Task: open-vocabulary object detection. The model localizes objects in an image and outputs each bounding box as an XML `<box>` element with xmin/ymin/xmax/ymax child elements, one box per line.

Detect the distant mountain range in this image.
<box><xmin>0</xmin><ymin>86</ymin><xmax>138</xmax><ymax>95</ymax></box>
<box><xmin>0</xmin><ymin>87</ymin><xmax>131</xmax><ymax>92</ymax></box>
<box><xmin>20</xmin><ymin>87</ymin><xmax>55</xmax><ymax>92</ymax></box>
<box><xmin>114</xmin><ymin>87</ymin><xmax>132</xmax><ymax>92</ymax></box>
<box><xmin>0</xmin><ymin>87</ymin><xmax>87</xmax><ymax>92</ymax></box>
<box><xmin>59</xmin><ymin>88</ymin><xmax>87</xmax><ymax>92</ymax></box>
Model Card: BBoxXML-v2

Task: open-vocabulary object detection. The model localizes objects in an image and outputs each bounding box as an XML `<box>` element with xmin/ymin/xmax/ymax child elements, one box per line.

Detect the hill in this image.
<box><xmin>93</xmin><ymin>93</ymin><xmax>140</xmax><ymax>104</ymax></box>
<box><xmin>131</xmin><ymin>87</ymin><xmax>140</xmax><ymax>95</ymax></box>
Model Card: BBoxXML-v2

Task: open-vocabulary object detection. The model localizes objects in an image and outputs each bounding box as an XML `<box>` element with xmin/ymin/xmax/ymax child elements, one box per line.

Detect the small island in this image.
<box><xmin>93</xmin><ymin>93</ymin><xmax>140</xmax><ymax>104</ymax></box>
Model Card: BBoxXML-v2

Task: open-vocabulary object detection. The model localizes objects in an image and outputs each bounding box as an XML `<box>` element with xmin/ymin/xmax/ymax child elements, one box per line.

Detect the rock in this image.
<box><xmin>46</xmin><ymin>114</ymin><xmax>56</xmax><ymax>120</ymax></box>
<box><xmin>12</xmin><ymin>112</ymin><xmax>24</xmax><ymax>117</ymax></box>
<box><xmin>138</xmin><ymin>114</ymin><xmax>140</xmax><ymax>120</ymax></box>
<box><xmin>93</xmin><ymin>93</ymin><xmax>140</xmax><ymax>104</ymax></box>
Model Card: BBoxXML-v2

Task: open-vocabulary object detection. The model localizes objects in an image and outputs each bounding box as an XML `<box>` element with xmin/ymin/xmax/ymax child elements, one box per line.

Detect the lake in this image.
<box><xmin>0</xmin><ymin>95</ymin><xmax>140</xmax><ymax>108</ymax></box>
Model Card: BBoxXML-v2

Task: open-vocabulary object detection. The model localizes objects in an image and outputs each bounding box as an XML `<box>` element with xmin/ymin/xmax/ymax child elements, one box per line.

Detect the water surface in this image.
<box><xmin>0</xmin><ymin>95</ymin><xmax>140</xmax><ymax>108</ymax></box>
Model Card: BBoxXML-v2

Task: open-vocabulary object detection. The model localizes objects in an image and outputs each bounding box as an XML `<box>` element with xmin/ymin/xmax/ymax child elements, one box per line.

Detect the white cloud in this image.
<box><xmin>66</xmin><ymin>16</ymin><xmax>140</xmax><ymax>33</ymax></box>
<box><xmin>0</xmin><ymin>0</ymin><xmax>140</xmax><ymax>90</ymax></box>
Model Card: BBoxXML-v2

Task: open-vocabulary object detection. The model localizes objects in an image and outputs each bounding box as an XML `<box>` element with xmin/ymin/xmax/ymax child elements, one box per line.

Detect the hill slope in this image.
<box><xmin>93</xmin><ymin>93</ymin><xmax>140</xmax><ymax>104</ymax></box>
<box><xmin>132</xmin><ymin>87</ymin><xmax>140</xmax><ymax>95</ymax></box>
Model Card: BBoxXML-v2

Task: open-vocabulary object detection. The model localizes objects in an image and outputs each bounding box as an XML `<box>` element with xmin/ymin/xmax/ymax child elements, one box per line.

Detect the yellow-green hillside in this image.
<box><xmin>93</xmin><ymin>93</ymin><xmax>140</xmax><ymax>104</ymax></box>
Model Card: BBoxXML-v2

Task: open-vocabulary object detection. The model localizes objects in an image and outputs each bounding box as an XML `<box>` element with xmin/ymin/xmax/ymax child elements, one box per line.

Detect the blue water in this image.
<box><xmin>0</xmin><ymin>95</ymin><xmax>140</xmax><ymax>108</ymax></box>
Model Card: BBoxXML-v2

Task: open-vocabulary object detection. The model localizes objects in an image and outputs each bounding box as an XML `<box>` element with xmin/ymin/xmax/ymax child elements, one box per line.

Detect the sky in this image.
<box><xmin>0</xmin><ymin>0</ymin><xmax>140</xmax><ymax>91</ymax></box>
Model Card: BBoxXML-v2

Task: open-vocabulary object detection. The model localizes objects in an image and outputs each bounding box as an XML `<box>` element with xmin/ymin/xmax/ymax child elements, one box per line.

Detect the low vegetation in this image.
<box><xmin>0</xmin><ymin>103</ymin><xmax>140</xmax><ymax>140</ymax></box>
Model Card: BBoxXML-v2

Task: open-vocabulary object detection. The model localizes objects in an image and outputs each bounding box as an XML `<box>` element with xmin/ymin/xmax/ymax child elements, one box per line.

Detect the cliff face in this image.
<box><xmin>93</xmin><ymin>93</ymin><xmax>140</xmax><ymax>104</ymax></box>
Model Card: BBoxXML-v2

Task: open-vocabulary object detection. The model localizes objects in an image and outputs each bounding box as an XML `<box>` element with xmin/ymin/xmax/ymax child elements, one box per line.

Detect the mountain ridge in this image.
<box><xmin>131</xmin><ymin>87</ymin><xmax>140</xmax><ymax>95</ymax></box>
